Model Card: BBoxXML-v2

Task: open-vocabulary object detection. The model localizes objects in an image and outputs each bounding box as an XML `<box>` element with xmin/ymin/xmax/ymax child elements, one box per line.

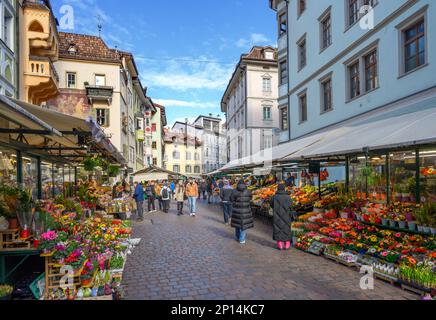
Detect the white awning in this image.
<box><xmin>283</xmin><ymin>96</ymin><xmax>436</xmax><ymax>161</ymax></box>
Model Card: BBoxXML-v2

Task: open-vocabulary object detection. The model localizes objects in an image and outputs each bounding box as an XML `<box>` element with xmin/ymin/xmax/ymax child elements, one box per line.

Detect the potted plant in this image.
<box><xmin>0</xmin><ymin>185</ymin><xmax>19</xmax><ymax>229</ymax></box>
<box><xmin>397</xmin><ymin>214</ymin><xmax>407</xmax><ymax>230</ymax></box>
<box><xmin>0</xmin><ymin>285</ymin><xmax>13</xmax><ymax>300</ymax></box>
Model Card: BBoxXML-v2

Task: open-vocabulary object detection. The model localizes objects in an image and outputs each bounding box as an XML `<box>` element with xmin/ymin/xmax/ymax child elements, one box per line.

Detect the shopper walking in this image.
<box><xmin>161</xmin><ymin>183</ymin><xmax>171</xmax><ymax>213</ymax></box>
<box><xmin>145</xmin><ymin>182</ymin><xmax>157</xmax><ymax>213</ymax></box>
<box><xmin>206</xmin><ymin>180</ymin><xmax>213</xmax><ymax>204</ymax></box>
<box><xmin>220</xmin><ymin>180</ymin><xmax>233</xmax><ymax>225</ymax></box>
<box><xmin>231</xmin><ymin>180</ymin><xmax>253</xmax><ymax>245</ymax></box>
<box><xmin>175</xmin><ymin>181</ymin><xmax>185</xmax><ymax>216</ymax></box>
<box><xmin>170</xmin><ymin>181</ymin><xmax>176</xmax><ymax>200</ymax></box>
<box><xmin>185</xmin><ymin>178</ymin><xmax>199</xmax><ymax>217</ymax></box>
<box><xmin>133</xmin><ymin>181</ymin><xmax>145</xmax><ymax>221</ymax></box>
<box><xmin>199</xmin><ymin>180</ymin><xmax>207</xmax><ymax>200</ymax></box>
<box><xmin>272</xmin><ymin>184</ymin><xmax>293</xmax><ymax>250</ymax></box>
<box><xmin>154</xmin><ymin>181</ymin><xmax>163</xmax><ymax>211</ymax></box>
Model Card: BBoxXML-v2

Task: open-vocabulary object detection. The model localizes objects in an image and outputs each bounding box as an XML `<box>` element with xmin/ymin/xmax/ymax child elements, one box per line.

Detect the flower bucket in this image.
<box><xmin>398</xmin><ymin>221</ymin><xmax>407</xmax><ymax>229</ymax></box>
<box><xmin>417</xmin><ymin>225</ymin><xmax>424</xmax><ymax>233</ymax></box>
<box><xmin>408</xmin><ymin>222</ymin><xmax>417</xmax><ymax>231</ymax></box>
<box><xmin>340</xmin><ymin>211</ymin><xmax>349</xmax><ymax>219</ymax></box>
<box><xmin>389</xmin><ymin>220</ymin><xmax>397</xmax><ymax>228</ymax></box>
<box><xmin>422</xmin><ymin>226</ymin><xmax>430</xmax><ymax>234</ymax></box>
<box><xmin>431</xmin><ymin>228</ymin><xmax>436</xmax><ymax>236</ymax></box>
<box><xmin>382</xmin><ymin>219</ymin><xmax>389</xmax><ymax>226</ymax></box>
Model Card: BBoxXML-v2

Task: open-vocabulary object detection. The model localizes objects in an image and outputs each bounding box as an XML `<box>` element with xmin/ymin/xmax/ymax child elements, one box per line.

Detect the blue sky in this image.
<box><xmin>52</xmin><ymin>0</ymin><xmax>276</xmax><ymax>127</ymax></box>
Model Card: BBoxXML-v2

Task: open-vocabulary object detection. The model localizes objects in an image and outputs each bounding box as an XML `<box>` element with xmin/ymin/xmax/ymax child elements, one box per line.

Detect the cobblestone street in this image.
<box><xmin>122</xmin><ymin>200</ymin><xmax>417</xmax><ymax>300</ymax></box>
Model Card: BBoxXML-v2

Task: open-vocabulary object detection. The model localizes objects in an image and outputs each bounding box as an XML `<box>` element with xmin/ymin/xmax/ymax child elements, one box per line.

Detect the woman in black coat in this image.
<box><xmin>231</xmin><ymin>181</ymin><xmax>254</xmax><ymax>245</ymax></box>
<box><xmin>272</xmin><ymin>184</ymin><xmax>293</xmax><ymax>250</ymax></box>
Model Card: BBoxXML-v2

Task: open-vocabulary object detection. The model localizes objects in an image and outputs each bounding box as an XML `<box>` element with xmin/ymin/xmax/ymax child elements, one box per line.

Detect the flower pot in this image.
<box><xmin>417</xmin><ymin>225</ymin><xmax>424</xmax><ymax>233</ymax></box>
<box><xmin>398</xmin><ymin>221</ymin><xmax>407</xmax><ymax>229</ymax></box>
<box><xmin>408</xmin><ymin>222</ymin><xmax>417</xmax><ymax>232</ymax></box>
<box><xmin>8</xmin><ymin>218</ymin><xmax>18</xmax><ymax>230</ymax></box>
<box><xmin>389</xmin><ymin>220</ymin><xmax>397</xmax><ymax>228</ymax></box>
<box><xmin>431</xmin><ymin>228</ymin><xmax>436</xmax><ymax>236</ymax></box>
<box><xmin>81</xmin><ymin>279</ymin><xmax>92</xmax><ymax>287</ymax></box>
<box><xmin>422</xmin><ymin>226</ymin><xmax>431</xmax><ymax>234</ymax></box>
<box><xmin>381</xmin><ymin>219</ymin><xmax>389</xmax><ymax>226</ymax></box>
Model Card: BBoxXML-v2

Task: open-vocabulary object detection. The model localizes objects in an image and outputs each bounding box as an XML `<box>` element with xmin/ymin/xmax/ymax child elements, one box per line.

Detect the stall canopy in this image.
<box><xmin>133</xmin><ymin>166</ymin><xmax>181</xmax><ymax>182</ymax></box>
<box><xmin>282</xmin><ymin>95</ymin><xmax>436</xmax><ymax>161</ymax></box>
<box><xmin>7</xmin><ymin>98</ymin><xmax>126</xmax><ymax>166</ymax></box>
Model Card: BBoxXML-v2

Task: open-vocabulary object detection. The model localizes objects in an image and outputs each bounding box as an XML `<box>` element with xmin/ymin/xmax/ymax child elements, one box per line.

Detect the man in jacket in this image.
<box><xmin>199</xmin><ymin>180</ymin><xmax>207</xmax><ymax>200</ymax></box>
<box><xmin>133</xmin><ymin>182</ymin><xmax>145</xmax><ymax>221</ymax></box>
<box><xmin>185</xmin><ymin>178</ymin><xmax>199</xmax><ymax>217</ymax></box>
<box><xmin>272</xmin><ymin>184</ymin><xmax>293</xmax><ymax>250</ymax></box>
<box><xmin>145</xmin><ymin>182</ymin><xmax>157</xmax><ymax>213</ymax></box>
<box><xmin>231</xmin><ymin>180</ymin><xmax>253</xmax><ymax>244</ymax></box>
<box><xmin>161</xmin><ymin>183</ymin><xmax>171</xmax><ymax>213</ymax></box>
<box><xmin>220</xmin><ymin>180</ymin><xmax>233</xmax><ymax>226</ymax></box>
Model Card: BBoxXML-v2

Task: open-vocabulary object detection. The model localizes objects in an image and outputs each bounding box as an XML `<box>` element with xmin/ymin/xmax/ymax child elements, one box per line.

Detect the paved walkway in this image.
<box><xmin>122</xmin><ymin>199</ymin><xmax>416</xmax><ymax>300</ymax></box>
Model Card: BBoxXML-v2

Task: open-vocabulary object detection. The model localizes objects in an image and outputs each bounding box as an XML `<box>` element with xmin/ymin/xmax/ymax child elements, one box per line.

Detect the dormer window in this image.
<box><xmin>68</xmin><ymin>43</ymin><xmax>77</xmax><ymax>55</ymax></box>
<box><xmin>264</xmin><ymin>51</ymin><xmax>274</xmax><ymax>60</ymax></box>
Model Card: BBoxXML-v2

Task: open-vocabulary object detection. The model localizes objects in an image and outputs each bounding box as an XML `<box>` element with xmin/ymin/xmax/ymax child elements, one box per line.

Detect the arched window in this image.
<box><xmin>28</xmin><ymin>21</ymin><xmax>44</xmax><ymax>32</ymax></box>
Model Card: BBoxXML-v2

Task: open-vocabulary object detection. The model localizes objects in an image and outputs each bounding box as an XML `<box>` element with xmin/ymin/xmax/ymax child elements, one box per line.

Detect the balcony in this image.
<box><xmin>85</xmin><ymin>85</ymin><xmax>114</xmax><ymax>104</ymax></box>
<box><xmin>25</xmin><ymin>57</ymin><xmax>59</xmax><ymax>105</ymax></box>
<box><xmin>23</xmin><ymin>0</ymin><xmax>58</xmax><ymax>58</ymax></box>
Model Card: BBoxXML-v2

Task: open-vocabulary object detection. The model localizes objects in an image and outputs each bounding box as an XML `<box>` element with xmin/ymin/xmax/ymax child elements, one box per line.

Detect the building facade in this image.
<box><xmin>271</xmin><ymin>0</ymin><xmax>436</xmax><ymax>140</ymax></box>
<box><xmin>221</xmin><ymin>46</ymin><xmax>279</xmax><ymax>162</ymax></box>
<box><xmin>150</xmin><ymin>103</ymin><xmax>167</xmax><ymax>169</ymax></box>
<box><xmin>163</xmin><ymin>130</ymin><xmax>203</xmax><ymax>177</ymax></box>
<box><xmin>0</xmin><ymin>0</ymin><xmax>18</xmax><ymax>98</ymax></box>
<box><xmin>19</xmin><ymin>0</ymin><xmax>59</xmax><ymax>105</ymax></box>
<box><xmin>48</xmin><ymin>32</ymin><xmax>146</xmax><ymax>172</ymax></box>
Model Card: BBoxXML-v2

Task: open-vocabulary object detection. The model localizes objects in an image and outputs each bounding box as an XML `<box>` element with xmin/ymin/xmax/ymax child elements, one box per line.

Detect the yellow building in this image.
<box><xmin>164</xmin><ymin>130</ymin><xmax>203</xmax><ymax>178</ymax></box>
<box><xmin>19</xmin><ymin>0</ymin><xmax>59</xmax><ymax>105</ymax></box>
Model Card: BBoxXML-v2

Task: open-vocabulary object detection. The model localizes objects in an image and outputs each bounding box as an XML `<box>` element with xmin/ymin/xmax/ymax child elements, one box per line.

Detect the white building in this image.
<box><xmin>172</xmin><ymin>115</ymin><xmax>226</xmax><ymax>173</ymax></box>
<box><xmin>270</xmin><ymin>0</ymin><xmax>436</xmax><ymax>141</ymax></box>
<box><xmin>0</xmin><ymin>0</ymin><xmax>18</xmax><ymax>97</ymax></box>
<box><xmin>221</xmin><ymin>46</ymin><xmax>279</xmax><ymax>162</ymax></box>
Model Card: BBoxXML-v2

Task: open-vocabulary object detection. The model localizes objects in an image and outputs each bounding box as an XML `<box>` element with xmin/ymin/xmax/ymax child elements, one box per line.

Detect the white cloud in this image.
<box><xmin>153</xmin><ymin>99</ymin><xmax>218</xmax><ymax>109</ymax></box>
<box><xmin>236</xmin><ymin>33</ymin><xmax>271</xmax><ymax>48</ymax></box>
<box><xmin>139</xmin><ymin>56</ymin><xmax>234</xmax><ymax>91</ymax></box>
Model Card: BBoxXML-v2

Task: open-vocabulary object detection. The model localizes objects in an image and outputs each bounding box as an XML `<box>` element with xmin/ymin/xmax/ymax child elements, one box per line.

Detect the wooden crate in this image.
<box><xmin>0</xmin><ymin>229</ymin><xmax>32</xmax><ymax>250</ymax></box>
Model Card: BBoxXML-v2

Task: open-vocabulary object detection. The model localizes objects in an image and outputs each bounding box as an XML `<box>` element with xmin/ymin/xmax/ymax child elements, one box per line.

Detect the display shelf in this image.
<box><xmin>359</xmin><ymin>220</ymin><xmax>433</xmax><ymax>236</ymax></box>
<box><xmin>0</xmin><ymin>229</ymin><xmax>32</xmax><ymax>250</ymax></box>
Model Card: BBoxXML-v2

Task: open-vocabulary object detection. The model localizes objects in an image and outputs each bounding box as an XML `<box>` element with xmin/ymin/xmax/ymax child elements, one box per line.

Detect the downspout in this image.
<box><xmin>286</xmin><ymin>0</ymin><xmax>291</xmax><ymax>142</ymax></box>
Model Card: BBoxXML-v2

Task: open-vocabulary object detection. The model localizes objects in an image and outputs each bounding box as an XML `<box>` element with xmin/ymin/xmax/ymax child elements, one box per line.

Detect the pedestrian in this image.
<box><xmin>206</xmin><ymin>180</ymin><xmax>213</xmax><ymax>204</ymax></box>
<box><xmin>272</xmin><ymin>184</ymin><xmax>293</xmax><ymax>250</ymax></box>
<box><xmin>185</xmin><ymin>178</ymin><xmax>199</xmax><ymax>217</ymax></box>
<box><xmin>133</xmin><ymin>181</ymin><xmax>145</xmax><ymax>221</ymax></box>
<box><xmin>154</xmin><ymin>181</ymin><xmax>163</xmax><ymax>211</ymax></box>
<box><xmin>231</xmin><ymin>180</ymin><xmax>253</xmax><ymax>245</ymax></box>
<box><xmin>220</xmin><ymin>179</ymin><xmax>233</xmax><ymax>225</ymax></box>
<box><xmin>170</xmin><ymin>180</ymin><xmax>176</xmax><ymax>200</ymax></box>
<box><xmin>285</xmin><ymin>173</ymin><xmax>295</xmax><ymax>187</ymax></box>
<box><xmin>175</xmin><ymin>180</ymin><xmax>185</xmax><ymax>216</ymax></box>
<box><xmin>161</xmin><ymin>183</ymin><xmax>171</xmax><ymax>213</ymax></box>
<box><xmin>145</xmin><ymin>181</ymin><xmax>157</xmax><ymax>213</ymax></box>
<box><xmin>199</xmin><ymin>180</ymin><xmax>207</xmax><ymax>200</ymax></box>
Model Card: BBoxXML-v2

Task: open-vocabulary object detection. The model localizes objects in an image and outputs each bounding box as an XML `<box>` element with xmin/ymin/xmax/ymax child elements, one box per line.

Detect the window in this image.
<box><xmin>403</xmin><ymin>20</ymin><xmax>425</xmax><ymax>73</ymax></box>
<box><xmin>320</xmin><ymin>13</ymin><xmax>332</xmax><ymax>50</ymax></box>
<box><xmin>278</xmin><ymin>11</ymin><xmax>287</xmax><ymax>36</ymax></box>
<box><xmin>194</xmin><ymin>153</ymin><xmax>200</xmax><ymax>161</ymax></box>
<box><xmin>263</xmin><ymin>106</ymin><xmax>272</xmax><ymax>121</ymax></box>
<box><xmin>173</xmin><ymin>165</ymin><xmax>180</xmax><ymax>173</ymax></box>
<box><xmin>321</xmin><ymin>77</ymin><xmax>333</xmax><ymax>113</ymax></box>
<box><xmin>265</xmin><ymin>51</ymin><xmax>274</xmax><ymax>60</ymax></box>
<box><xmin>298</xmin><ymin>0</ymin><xmax>306</xmax><ymax>16</ymax></box>
<box><xmin>152</xmin><ymin>141</ymin><xmax>157</xmax><ymax>149</ymax></box>
<box><xmin>262</xmin><ymin>132</ymin><xmax>273</xmax><ymax>150</ymax></box>
<box><xmin>185</xmin><ymin>165</ymin><xmax>192</xmax><ymax>173</ymax></box>
<box><xmin>348</xmin><ymin>61</ymin><xmax>360</xmax><ymax>99</ymax></box>
<box><xmin>4</xmin><ymin>9</ymin><xmax>13</xmax><ymax>49</ymax></box>
<box><xmin>66</xmin><ymin>72</ymin><xmax>76</xmax><ymax>88</ymax></box>
<box><xmin>151</xmin><ymin>123</ymin><xmax>157</xmax><ymax>132</ymax></box>
<box><xmin>364</xmin><ymin>50</ymin><xmax>378</xmax><ymax>91</ymax></box>
<box><xmin>280</xmin><ymin>107</ymin><xmax>288</xmax><ymax>131</ymax></box>
<box><xmin>186</xmin><ymin>152</ymin><xmax>191</xmax><ymax>160</ymax></box>
<box><xmin>262</xmin><ymin>77</ymin><xmax>272</xmax><ymax>92</ymax></box>
<box><xmin>194</xmin><ymin>166</ymin><xmax>201</xmax><ymax>174</ymax></box>
<box><xmin>299</xmin><ymin>93</ymin><xmax>307</xmax><ymax>123</ymax></box>
<box><xmin>173</xmin><ymin>151</ymin><xmax>180</xmax><ymax>159</ymax></box>
<box><xmin>348</xmin><ymin>0</ymin><xmax>359</xmax><ymax>26</ymax></box>
<box><xmin>279</xmin><ymin>60</ymin><xmax>287</xmax><ymax>85</ymax></box>
<box><xmin>153</xmin><ymin>158</ymin><xmax>157</xmax><ymax>166</ymax></box>
<box><xmin>129</xmin><ymin>147</ymin><xmax>135</xmax><ymax>163</ymax></box>
<box><xmin>297</xmin><ymin>37</ymin><xmax>306</xmax><ymax>70</ymax></box>
<box><xmin>96</xmin><ymin>109</ymin><xmax>109</xmax><ymax>127</ymax></box>
<box><xmin>95</xmin><ymin>74</ymin><xmax>106</xmax><ymax>86</ymax></box>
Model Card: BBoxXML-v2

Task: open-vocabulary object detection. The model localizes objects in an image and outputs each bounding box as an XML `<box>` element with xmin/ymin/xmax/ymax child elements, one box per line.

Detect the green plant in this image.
<box><xmin>0</xmin><ymin>284</ymin><xmax>13</xmax><ymax>298</ymax></box>
<box><xmin>107</xmin><ymin>165</ymin><xmax>120</xmax><ymax>178</ymax></box>
<box><xmin>82</xmin><ymin>156</ymin><xmax>102</xmax><ymax>172</ymax></box>
<box><xmin>109</xmin><ymin>255</ymin><xmax>124</xmax><ymax>270</ymax></box>
<box><xmin>414</xmin><ymin>202</ymin><xmax>436</xmax><ymax>227</ymax></box>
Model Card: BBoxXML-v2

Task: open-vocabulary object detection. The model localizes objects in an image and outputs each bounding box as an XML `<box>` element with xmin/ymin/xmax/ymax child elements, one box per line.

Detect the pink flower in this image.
<box><xmin>41</xmin><ymin>231</ymin><xmax>57</xmax><ymax>241</ymax></box>
<box><xmin>381</xmin><ymin>251</ymin><xmax>389</xmax><ymax>257</ymax></box>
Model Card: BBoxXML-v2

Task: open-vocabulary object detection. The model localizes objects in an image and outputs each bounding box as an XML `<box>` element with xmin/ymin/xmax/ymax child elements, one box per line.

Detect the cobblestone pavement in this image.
<box><xmin>122</xmin><ymin>199</ymin><xmax>417</xmax><ymax>300</ymax></box>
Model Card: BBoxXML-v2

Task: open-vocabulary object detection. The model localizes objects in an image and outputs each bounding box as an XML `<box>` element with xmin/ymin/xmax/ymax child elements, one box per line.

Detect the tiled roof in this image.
<box><xmin>242</xmin><ymin>46</ymin><xmax>278</xmax><ymax>61</ymax></box>
<box><xmin>58</xmin><ymin>32</ymin><xmax>122</xmax><ymax>63</ymax></box>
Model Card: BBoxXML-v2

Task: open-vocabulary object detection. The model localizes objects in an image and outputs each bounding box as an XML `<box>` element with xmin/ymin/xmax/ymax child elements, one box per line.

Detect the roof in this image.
<box><xmin>58</xmin><ymin>32</ymin><xmax>122</xmax><ymax>64</ymax></box>
<box><xmin>164</xmin><ymin>131</ymin><xmax>202</xmax><ymax>146</ymax></box>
